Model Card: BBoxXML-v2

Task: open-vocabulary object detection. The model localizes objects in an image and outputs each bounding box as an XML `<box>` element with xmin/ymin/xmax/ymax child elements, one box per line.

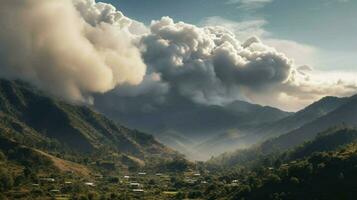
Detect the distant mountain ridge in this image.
<box><xmin>261</xmin><ymin>94</ymin><xmax>357</xmax><ymax>153</ymax></box>
<box><xmin>196</xmin><ymin>95</ymin><xmax>354</xmax><ymax>160</ymax></box>
<box><xmin>95</xmin><ymin>96</ymin><xmax>291</xmax><ymax>138</ymax></box>
<box><xmin>96</xmin><ymin>93</ymin><xmax>292</xmax><ymax>160</ymax></box>
<box><xmin>208</xmin><ymin>94</ymin><xmax>357</xmax><ymax>167</ymax></box>
<box><xmin>253</xmin><ymin>95</ymin><xmax>351</xmax><ymax>139</ymax></box>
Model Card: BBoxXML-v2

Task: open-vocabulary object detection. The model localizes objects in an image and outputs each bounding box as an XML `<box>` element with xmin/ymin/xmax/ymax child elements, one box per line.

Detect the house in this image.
<box><xmin>40</xmin><ymin>178</ymin><xmax>55</xmax><ymax>182</ymax></box>
<box><xmin>184</xmin><ymin>178</ymin><xmax>197</xmax><ymax>184</ymax></box>
<box><xmin>50</xmin><ymin>189</ymin><xmax>60</xmax><ymax>193</ymax></box>
<box><xmin>138</xmin><ymin>172</ymin><xmax>146</xmax><ymax>175</ymax></box>
<box><xmin>132</xmin><ymin>189</ymin><xmax>144</xmax><ymax>192</ymax></box>
<box><xmin>84</xmin><ymin>182</ymin><xmax>95</xmax><ymax>187</ymax></box>
<box><xmin>129</xmin><ymin>182</ymin><xmax>141</xmax><ymax>188</ymax></box>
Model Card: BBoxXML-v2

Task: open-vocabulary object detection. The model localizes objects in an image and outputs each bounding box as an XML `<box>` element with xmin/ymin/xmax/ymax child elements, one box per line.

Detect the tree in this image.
<box><xmin>0</xmin><ymin>167</ymin><xmax>14</xmax><ymax>191</ymax></box>
<box><xmin>0</xmin><ymin>151</ymin><xmax>6</xmax><ymax>161</ymax></box>
<box><xmin>290</xmin><ymin>177</ymin><xmax>299</xmax><ymax>185</ymax></box>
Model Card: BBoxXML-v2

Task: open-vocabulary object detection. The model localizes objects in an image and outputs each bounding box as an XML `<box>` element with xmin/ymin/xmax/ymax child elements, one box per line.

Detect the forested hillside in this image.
<box><xmin>204</xmin><ymin>128</ymin><xmax>357</xmax><ymax>200</ymax></box>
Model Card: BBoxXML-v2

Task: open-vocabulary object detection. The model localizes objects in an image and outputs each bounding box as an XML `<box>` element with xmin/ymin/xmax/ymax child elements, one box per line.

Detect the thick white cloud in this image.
<box><xmin>202</xmin><ymin>16</ymin><xmax>320</xmax><ymax>66</ymax></box>
<box><xmin>135</xmin><ymin>17</ymin><xmax>357</xmax><ymax>110</ymax></box>
<box><xmin>201</xmin><ymin>16</ymin><xmax>269</xmax><ymax>41</ymax></box>
<box><xmin>138</xmin><ymin>17</ymin><xmax>295</xmax><ymax>105</ymax></box>
<box><xmin>0</xmin><ymin>0</ymin><xmax>146</xmax><ymax>103</ymax></box>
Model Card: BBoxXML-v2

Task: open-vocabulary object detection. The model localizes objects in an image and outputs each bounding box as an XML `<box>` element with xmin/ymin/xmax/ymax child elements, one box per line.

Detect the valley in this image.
<box><xmin>0</xmin><ymin>79</ymin><xmax>357</xmax><ymax>199</ymax></box>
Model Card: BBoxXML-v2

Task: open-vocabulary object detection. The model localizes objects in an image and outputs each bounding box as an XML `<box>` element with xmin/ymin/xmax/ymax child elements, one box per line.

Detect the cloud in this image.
<box><xmin>246</xmin><ymin>69</ymin><xmax>357</xmax><ymax>111</ymax></box>
<box><xmin>0</xmin><ymin>0</ymin><xmax>146</xmax><ymax>103</ymax></box>
<box><xmin>200</xmin><ymin>16</ymin><xmax>357</xmax><ymax>109</ymax></box>
<box><xmin>139</xmin><ymin>17</ymin><xmax>293</xmax><ymax>106</ymax></box>
<box><xmin>202</xmin><ymin>16</ymin><xmax>320</xmax><ymax>67</ymax></box>
<box><xmin>99</xmin><ymin>16</ymin><xmax>356</xmax><ymax>114</ymax></box>
<box><xmin>265</xmin><ymin>39</ymin><xmax>320</xmax><ymax>66</ymax></box>
<box><xmin>201</xmin><ymin>16</ymin><xmax>269</xmax><ymax>41</ymax></box>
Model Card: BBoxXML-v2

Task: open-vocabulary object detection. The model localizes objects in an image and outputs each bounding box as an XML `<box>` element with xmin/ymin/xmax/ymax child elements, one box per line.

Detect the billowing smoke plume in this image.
<box><xmin>96</xmin><ymin>15</ymin><xmax>356</xmax><ymax>125</ymax></box>
<box><xmin>141</xmin><ymin>17</ymin><xmax>293</xmax><ymax>105</ymax></box>
<box><xmin>0</xmin><ymin>0</ymin><xmax>146</xmax><ymax>103</ymax></box>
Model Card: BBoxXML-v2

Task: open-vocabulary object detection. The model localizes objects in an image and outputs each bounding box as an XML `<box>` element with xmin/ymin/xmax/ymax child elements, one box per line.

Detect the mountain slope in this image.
<box><xmin>287</xmin><ymin>127</ymin><xmax>357</xmax><ymax>160</ymax></box>
<box><xmin>192</xmin><ymin>96</ymin><xmax>348</xmax><ymax>159</ymax></box>
<box><xmin>252</xmin><ymin>96</ymin><xmax>350</xmax><ymax>139</ymax></box>
<box><xmin>0</xmin><ymin>79</ymin><xmax>177</xmax><ymax>163</ymax></box>
<box><xmin>205</xmin><ymin>137</ymin><xmax>357</xmax><ymax>200</ymax></box>
<box><xmin>95</xmin><ymin>95</ymin><xmax>291</xmax><ymax>140</ymax></box>
<box><xmin>261</xmin><ymin>95</ymin><xmax>357</xmax><ymax>153</ymax></box>
<box><xmin>208</xmin><ymin>126</ymin><xmax>357</xmax><ymax>168</ymax></box>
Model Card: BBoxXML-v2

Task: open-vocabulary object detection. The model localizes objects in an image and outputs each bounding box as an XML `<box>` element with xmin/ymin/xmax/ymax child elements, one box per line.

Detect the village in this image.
<box><xmin>18</xmin><ymin>169</ymin><xmax>220</xmax><ymax>199</ymax></box>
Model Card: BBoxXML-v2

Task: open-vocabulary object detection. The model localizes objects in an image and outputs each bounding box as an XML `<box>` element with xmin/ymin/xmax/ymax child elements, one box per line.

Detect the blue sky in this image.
<box><xmin>102</xmin><ymin>0</ymin><xmax>357</xmax><ymax>71</ymax></box>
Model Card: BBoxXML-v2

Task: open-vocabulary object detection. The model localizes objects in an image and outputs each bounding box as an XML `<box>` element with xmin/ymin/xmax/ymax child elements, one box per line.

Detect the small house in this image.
<box><xmin>129</xmin><ymin>182</ymin><xmax>141</xmax><ymax>188</ymax></box>
<box><xmin>84</xmin><ymin>182</ymin><xmax>95</xmax><ymax>187</ymax></box>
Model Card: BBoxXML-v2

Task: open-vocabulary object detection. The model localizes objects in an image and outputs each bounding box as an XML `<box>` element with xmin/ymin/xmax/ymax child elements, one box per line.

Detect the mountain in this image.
<box><xmin>260</xmin><ymin>94</ymin><xmax>357</xmax><ymax>153</ymax></box>
<box><xmin>0</xmin><ymin>79</ymin><xmax>178</xmax><ymax>167</ymax></box>
<box><xmin>190</xmin><ymin>96</ymin><xmax>348</xmax><ymax>160</ymax></box>
<box><xmin>205</xmin><ymin>94</ymin><xmax>356</xmax><ymax>164</ymax></box>
<box><xmin>95</xmin><ymin>96</ymin><xmax>291</xmax><ymax>139</ymax></box>
<box><xmin>253</xmin><ymin>95</ymin><xmax>351</xmax><ymax>140</ymax></box>
<box><xmin>95</xmin><ymin>94</ymin><xmax>291</xmax><ymax>160</ymax></box>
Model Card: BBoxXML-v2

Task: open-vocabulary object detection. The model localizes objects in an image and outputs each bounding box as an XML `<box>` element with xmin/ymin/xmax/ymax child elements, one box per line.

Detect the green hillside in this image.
<box><xmin>208</xmin><ymin>127</ymin><xmax>357</xmax><ymax>169</ymax></box>
<box><xmin>0</xmin><ymin>79</ymin><xmax>176</xmax><ymax>158</ymax></box>
<box><xmin>0</xmin><ymin>79</ymin><xmax>195</xmax><ymax>199</ymax></box>
<box><xmin>203</xmin><ymin>129</ymin><xmax>357</xmax><ymax>200</ymax></box>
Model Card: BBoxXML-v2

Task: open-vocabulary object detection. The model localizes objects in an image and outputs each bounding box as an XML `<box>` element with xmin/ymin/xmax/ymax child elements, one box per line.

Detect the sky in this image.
<box><xmin>103</xmin><ymin>0</ymin><xmax>357</xmax><ymax>71</ymax></box>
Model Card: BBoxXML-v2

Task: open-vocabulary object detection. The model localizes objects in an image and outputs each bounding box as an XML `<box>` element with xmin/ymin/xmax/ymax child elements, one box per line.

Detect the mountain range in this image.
<box><xmin>95</xmin><ymin>94</ymin><xmax>292</xmax><ymax>160</ymax></box>
<box><xmin>0</xmin><ymin>78</ymin><xmax>356</xmax><ymax>199</ymax></box>
<box><xmin>196</xmin><ymin>95</ymin><xmax>353</xmax><ymax>159</ymax></box>
<box><xmin>208</xmin><ymin>94</ymin><xmax>357</xmax><ymax>167</ymax></box>
<box><xmin>1</xmin><ymin>78</ymin><xmax>356</xmax><ymax>165</ymax></box>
